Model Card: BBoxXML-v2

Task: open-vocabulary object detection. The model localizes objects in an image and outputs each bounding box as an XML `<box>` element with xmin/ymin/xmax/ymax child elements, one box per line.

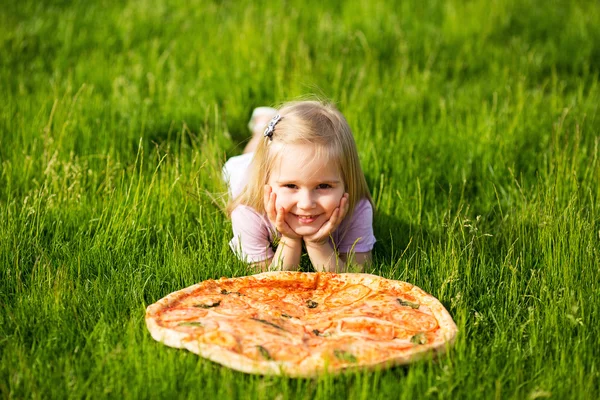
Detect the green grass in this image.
<box><xmin>1</xmin><ymin>0</ymin><xmax>599</xmax><ymax>398</ymax></box>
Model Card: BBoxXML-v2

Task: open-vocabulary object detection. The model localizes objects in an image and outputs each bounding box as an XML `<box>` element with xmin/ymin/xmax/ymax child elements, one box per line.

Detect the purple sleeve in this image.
<box><xmin>229</xmin><ymin>206</ymin><xmax>275</xmax><ymax>263</ymax></box>
<box><xmin>335</xmin><ymin>199</ymin><xmax>376</xmax><ymax>253</ymax></box>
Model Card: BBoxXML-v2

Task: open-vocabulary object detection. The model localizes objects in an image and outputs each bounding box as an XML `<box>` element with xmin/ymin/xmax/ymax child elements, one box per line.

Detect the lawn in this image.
<box><xmin>1</xmin><ymin>0</ymin><xmax>599</xmax><ymax>398</ymax></box>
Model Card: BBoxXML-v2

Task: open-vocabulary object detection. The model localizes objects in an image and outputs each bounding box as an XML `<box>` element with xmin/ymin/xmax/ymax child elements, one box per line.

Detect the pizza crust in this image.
<box><xmin>146</xmin><ymin>272</ymin><xmax>458</xmax><ymax>377</ymax></box>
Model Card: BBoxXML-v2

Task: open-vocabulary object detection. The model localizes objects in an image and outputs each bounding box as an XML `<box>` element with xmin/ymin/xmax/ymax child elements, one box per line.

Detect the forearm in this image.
<box><xmin>269</xmin><ymin>236</ymin><xmax>302</xmax><ymax>271</ymax></box>
<box><xmin>305</xmin><ymin>241</ymin><xmax>346</xmax><ymax>273</ymax></box>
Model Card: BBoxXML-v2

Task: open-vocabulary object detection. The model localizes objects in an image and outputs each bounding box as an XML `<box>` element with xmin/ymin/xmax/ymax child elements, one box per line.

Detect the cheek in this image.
<box><xmin>274</xmin><ymin>191</ymin><xmax>294</xmax><ymax>210</ymax></box>
<box><xmin>321</xmin><ymin>193</ymin><xmax>344</xmax><ymax>214</ymax></box>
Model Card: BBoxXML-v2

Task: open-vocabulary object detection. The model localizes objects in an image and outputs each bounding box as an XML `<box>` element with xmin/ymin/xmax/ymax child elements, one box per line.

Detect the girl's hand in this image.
<box><xmin>304</xmin><ymin>193</ymin><xmax>349</xmax><ymax>246</ymax></box>
<box><xmin>264</xmin><ymin>185</ymin><xmax>302</xmax><ymax>240</ymax></box>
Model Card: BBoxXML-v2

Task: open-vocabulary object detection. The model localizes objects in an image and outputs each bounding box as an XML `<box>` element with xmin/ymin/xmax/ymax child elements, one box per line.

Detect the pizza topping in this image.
<box><xmin>263</xmin><ymin>341</ymin><xmax>310</xmax><ymax>363</ymax></box>
<box><xmin>252</xmin><ymin>318</ymin><xmax>286</xmax><ymax>331</ymax></box>
<box><xmin>397</xmin><ymin>298</ymin><xmax>420</xmax><ymax>309</ymax></box>
<box><xmin>304</xmin><ymin>319</ymin><xmax>334</xmax><ymax>335</ymax></box>
<box><xmin>256</xmin><ymin>345</ymin><xmax>273</xmax><ymax>360</ymax></box>
<box><xmin>238</xmin><ymin>285</ymin><xmax>288</xmax><ymax>301</ymax></box>
<box><xmin>324</xmin><ymin>284</ymin><xmax>371</xmax><ymax>307</ymax></box>
<box><xmin>389</xmin><ymin>309</ymin><xmax>439</xmax><ymax>331</ymax></box>
<box><xmin>156</xmin><ymin>307</ymin><xmax>208</xmax><ymax>323</ymax></box>
<box><xmin>194</xmin><ymin>300</ymin><xmax>221</xmax><ymax>309</ymax></box>
<box><xmin>258</xmin><ymin>299</ymin><xmax>306</xmax><ymax>319</ymax></box>
<box><xmin>164</xmin><ymin>317</ymin><xmax>219</xmax><ymax>332</ymax></box>
<box><xmin>146</xmin><ymin>272</ymin><xmax>457</xmax><ymax>376</ymax></box>
<box><xmin>209</xmin><ymin>297</ymin><xmax>253</xmax><ymax>317</ymax></box>
<box><xmin>338</xmin><ymin>317</ymin><xmax>396</xmax><ymax>341</ymax></box>
<box><xmin>334</xmin><ymin>349</ymin><xmax>357</xmax><ymax>363</ymax></box>
<box><xmin>177</xmin><ymin>321</ymin><xmax>203</xmax><ymax>327</ymax></box>
<box><xmin>221</xmin><ymin>289</ymin><xmax>242</xmax><ymax>296</ymax></box>
<box><xmin>410</xmin><ymin>332</ymin><xmax>427</xmax><ymax>345</ymax></box>
<box><xmin>200</xmin><ymin>331</ymin><xmax>240</xmax><ymax>351</ymax></box>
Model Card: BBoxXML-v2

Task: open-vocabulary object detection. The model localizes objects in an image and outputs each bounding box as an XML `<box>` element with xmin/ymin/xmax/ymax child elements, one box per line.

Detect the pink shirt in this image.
<box><xmin>229</xmin><ymin>198</ymin><xmax>376</xmax><ymax>263</ymax></box>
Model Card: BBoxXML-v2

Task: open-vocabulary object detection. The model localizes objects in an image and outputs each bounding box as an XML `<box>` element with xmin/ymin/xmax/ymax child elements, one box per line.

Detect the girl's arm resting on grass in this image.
<box><xmin>269</xmin><ymin>236</ymin><xmax>302</xmax><ymax>271</ymax></box>
<box><xmin>250</xmin><ymin>259</ymin><xmax>271</xmax><ymax>272</ymax></box>
<box><xmin>254</xmin><ymin>247</ymin><xmax>371</xmax><ymax>273</ymax></box>
<box><xmin>339</xmin><ymin>251</ymin><xmax>371</xmax><ymax>273</ymax></box>
<box><xmin>305</xmin><ymin>242</ymin><xmax>372</xmax><ymax>273</ymax></box>
<box><xmin>305</xmin><ymin>241</ymin><xmax>342</xmax><ymax>272</ymax></box>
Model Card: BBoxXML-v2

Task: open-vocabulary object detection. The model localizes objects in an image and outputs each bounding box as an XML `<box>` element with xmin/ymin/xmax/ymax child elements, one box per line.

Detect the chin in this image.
<box><xmin>292</xmin><ymin>226</ymin><xmax>321</xmax><ymax>237</ymax></box>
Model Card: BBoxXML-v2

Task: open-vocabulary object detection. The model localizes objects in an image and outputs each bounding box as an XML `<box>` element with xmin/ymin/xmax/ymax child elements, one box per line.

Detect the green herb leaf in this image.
<box><xmin>194</xmin><ymin>301</ymin><xmax>221</xmax><ymax>308</ymax></box>
<box><xmin>397</xmin><ymin>298</ymin><xmax>420</xmax><ymax>309</ymax></box>
<box><xmin>281</xmin><ymin>313</ymin><xmax>292</xmax><ymax>319</ymax></box>
<box><xmin>334</xmin><ymin>349</ymin><xmax>357</xmax><ymax>363</ymax></box>
<box><xmin>410</xmin><ymin>332</ymin><xmax>427</xmax><ymax>345</ymax></box>
<box><xmin>306</xmin><ymin>300</ymin><xmax>318</xmax><ymax>308</ymax></box>
<box><xmin>177</xmin><ymin>322</ymin><xmax>203</xmax><ymax>327</ymax></box>
<box><xmin>256</xmin><ymin>345</ymin><xmax>273</xmax><ymax>360</ymax></box>
<box><xmin>221</xmin><ymin>289</ymin><xmax>242</xmax><ymax>295</ymax></box>
<box><xmin>252</xmin><ymin>318</ymin><xmax>286</xmax><ymax>331</ymax></box>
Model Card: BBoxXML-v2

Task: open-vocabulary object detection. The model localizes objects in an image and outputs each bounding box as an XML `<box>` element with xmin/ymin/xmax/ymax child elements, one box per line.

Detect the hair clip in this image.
<box><xmin>263</xmin><ymin>114</ymin><xmax>282</xmax><ymax>139</ymax></box>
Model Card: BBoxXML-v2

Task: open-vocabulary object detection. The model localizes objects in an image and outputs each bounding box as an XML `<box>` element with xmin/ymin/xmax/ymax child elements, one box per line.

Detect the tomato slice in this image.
<box><xmin>389</xmin><ymin>309</ymin><xmax>439</xmax><ymax>331</ymax></box>
<box><xmin>338</xmin><ymin>317</ymin><xmax>396</xmax><ymax>340</ymax></box>
<box><xmin>324</xmin><ymin>284</ymin><xmax>372</xmax><ymax>307</ymax></box>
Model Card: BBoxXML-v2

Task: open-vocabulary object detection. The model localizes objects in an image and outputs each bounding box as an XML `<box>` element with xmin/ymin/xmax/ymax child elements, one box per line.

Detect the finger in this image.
<box><xmin>275</xmin><ymin>207</ymin><xmax>287</xmax><ymax>232</ymax></box>
<box><xmin>267</xmin><ymin>192</ymin><xmax>278</xmax><ymax>222</ymax></box>
<box><xmin>326</xmin><ymin>207</ymin><xmax>342</xmax><ymax>230</ymax></box>
<box><xmin>309</xmin><ymin>207</ymin><xmax>339</xmax><ymax>242</ymax></box>
<box><xmin>263</xmin><ymin>185</ymin><xmax>271</xmax><ymax>209</ymax></box>
<box><xmin>338</xmin><ymin>194</ymin><xmax>350</xmax><ymax>220</ymax></box>
<box><xmin>275</xmin><ymin>207</ymin><xmax>299</xmax><ymax>238</ymax></box>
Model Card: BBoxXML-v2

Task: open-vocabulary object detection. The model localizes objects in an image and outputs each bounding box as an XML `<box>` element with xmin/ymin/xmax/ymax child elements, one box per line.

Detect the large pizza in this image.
<box><xmin>146</xmin><ymin>272</ymin><xmax>457</xmax><ymax>377</ymax></box>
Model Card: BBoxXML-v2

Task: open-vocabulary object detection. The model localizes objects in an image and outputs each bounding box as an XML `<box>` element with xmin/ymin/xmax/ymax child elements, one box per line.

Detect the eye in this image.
<box><xmin>317</xmin><ymin>183</ymin><xmax>332</xmax><ymax>189</ymax></box>
<box><xmin>283</xmin><ymin>184</ymin><xmax>297</xmax><ymax>189</ymax></box>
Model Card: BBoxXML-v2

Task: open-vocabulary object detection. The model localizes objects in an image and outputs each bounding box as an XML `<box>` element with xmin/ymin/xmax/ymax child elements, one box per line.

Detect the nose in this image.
<box><xmin>297</xmin><ymin>189</ymin><xmax>316</xmax><ymax>209</ymax></box>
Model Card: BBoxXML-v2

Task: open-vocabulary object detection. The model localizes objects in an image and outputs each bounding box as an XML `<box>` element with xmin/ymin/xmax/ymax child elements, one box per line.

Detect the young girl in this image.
<box><xmin>224</xmin><ymin>100</ymin><xmax>375</xmax><ymax>272</ymax></box>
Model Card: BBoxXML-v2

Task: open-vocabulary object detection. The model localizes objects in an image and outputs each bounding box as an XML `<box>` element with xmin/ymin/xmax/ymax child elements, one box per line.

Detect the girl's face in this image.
<box><xmin>267</xmin><ymin>143</ymin><xmax>345</xmax><ymax>237</ymax></box>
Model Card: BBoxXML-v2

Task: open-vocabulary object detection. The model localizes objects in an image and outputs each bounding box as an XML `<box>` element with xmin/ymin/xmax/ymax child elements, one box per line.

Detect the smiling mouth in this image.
<box><xmin>293</xmin><ymin>214</ymin><xmax>320</xmax><ymax>224</ymax></box>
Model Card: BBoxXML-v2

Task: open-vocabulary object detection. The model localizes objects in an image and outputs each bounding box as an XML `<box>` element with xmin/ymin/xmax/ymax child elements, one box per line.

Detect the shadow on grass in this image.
<box><xmin>371</xmin><ymin>211</ymin><xmax>442</xmax><ymax>277</ymax></box>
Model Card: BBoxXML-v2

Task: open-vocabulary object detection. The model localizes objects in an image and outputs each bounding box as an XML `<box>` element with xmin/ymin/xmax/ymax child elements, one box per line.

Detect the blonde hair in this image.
<box><xmin>227</xmin><ymin>100</ymin><xmax>372</xmax><ymax>218</ymax></box>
